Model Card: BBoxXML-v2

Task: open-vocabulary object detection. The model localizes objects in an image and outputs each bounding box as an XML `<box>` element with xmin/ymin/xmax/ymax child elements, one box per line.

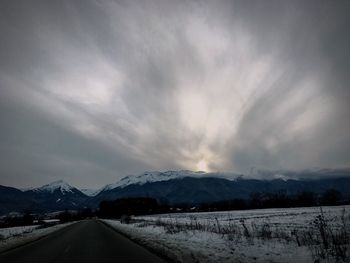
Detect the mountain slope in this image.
<box><xmin>0</xmin><ymin>185</ymin><xmax>34</xmax><ymax>215</ymax></box>
<box><xmin>100</xmin><ymin>170</ymin><xmax>208</xmax><ymax>191</ymax></box>
<box><xmin>89</xmin><ymin>176</ymin><xmax>350</xmax><ymax>207</ymax></box>
<box><xmin>80</xmin><ymin>189</ymin><xmax>100</xmax><ymax>197</ymax></box>
<box><xmin>33</xmin><ymin>180</ymin><xmax>75</xmax><ymax>194</ymax></box>
<box><xmin>24</xmin><ymin>180</ymin><xmax>88</xmax><ymax>212</ymax></box>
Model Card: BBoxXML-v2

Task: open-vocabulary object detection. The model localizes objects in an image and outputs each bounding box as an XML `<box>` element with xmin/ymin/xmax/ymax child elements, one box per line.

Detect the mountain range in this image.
<box><xmin>1</xmin><ymin>169</ymin><xmax>350</xmax><ymax>215</ymax></box>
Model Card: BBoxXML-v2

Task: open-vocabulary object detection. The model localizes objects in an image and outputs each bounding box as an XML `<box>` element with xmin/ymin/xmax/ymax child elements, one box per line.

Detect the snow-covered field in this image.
<box><xmin>0</xmin><ymin>222</ymin><xmax>75</xmax><ymax>253</ymax></box>
<box><xmin>141</xmin><ymin>205</ymin><xmax>348</xmax><ymax>231</ymax></box>
<box><xmin>103</xmin><ymin>205</ymin><xmax>350</xmax><ymax>263</ymax></box>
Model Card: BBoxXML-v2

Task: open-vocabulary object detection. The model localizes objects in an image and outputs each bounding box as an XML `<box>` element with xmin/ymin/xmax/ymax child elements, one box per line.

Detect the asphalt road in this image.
<box><xmin>0</xmin><ymin>220</ymin><xmax>165</xmax><ymax>263</ymax></box>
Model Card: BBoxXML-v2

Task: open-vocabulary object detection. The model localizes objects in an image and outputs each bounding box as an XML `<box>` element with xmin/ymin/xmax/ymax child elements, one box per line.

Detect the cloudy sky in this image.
<box><xmin>0</xmin><ymin>0</ymin><xmax>349</xmax><ymax>188</ymax></box>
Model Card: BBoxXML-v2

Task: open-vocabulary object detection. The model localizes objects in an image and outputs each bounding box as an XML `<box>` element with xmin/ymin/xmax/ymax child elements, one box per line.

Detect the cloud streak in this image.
<box><xmin>0</xmin><ymin>0</ymin><xmax>349</xmax><ymax>188</ymax></box>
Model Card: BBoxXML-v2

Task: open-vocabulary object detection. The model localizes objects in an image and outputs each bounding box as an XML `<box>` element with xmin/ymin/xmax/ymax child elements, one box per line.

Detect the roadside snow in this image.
<box><xmin>0</xmin><ymin>225</ymin><xmax>39</xmax><ymax>239</ymax></box>
<box><xmin>102</xmin><ymin>219</ymin><xmax>310</xmax><ymax>262</ymax></box>
<box><xmin>0</xmin><ymin>222</ymin><xmax>75</xmax><ymax>253</ymax></box>
<box><xmin>141</xmin><ymin>205</ymin><xmax>348</xmax><ymax>231</ymax></box>
<box><xmin>102</xmin><ymin>206</ymin><xmax>350</xmax><ymax>263</ymax></box>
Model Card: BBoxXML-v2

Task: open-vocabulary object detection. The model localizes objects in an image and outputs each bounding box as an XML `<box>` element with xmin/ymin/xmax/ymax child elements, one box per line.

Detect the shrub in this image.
<box><xmin>301</xmin><ymin>207</ymin><xmax>350</xmax><ymax>262</ymax></box>
<box><xmin>120</xmin><ymin>214</ymin><xmax>132</xmax><ymax>224</ymax></box>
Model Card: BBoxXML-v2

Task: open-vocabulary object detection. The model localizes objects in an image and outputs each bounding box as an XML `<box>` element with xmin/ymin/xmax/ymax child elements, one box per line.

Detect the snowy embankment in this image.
<box><xmin>0</xmin><ymin>222</ymin><xmax>75</xmax><ymax>253</ymax></box>
<box><xmin>102</xmin><ymin>205</ymin><xmax>350</xmax><ymax>263</ymax></box>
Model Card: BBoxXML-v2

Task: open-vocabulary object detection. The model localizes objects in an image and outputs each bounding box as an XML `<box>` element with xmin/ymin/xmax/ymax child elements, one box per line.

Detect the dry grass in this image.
<box><xmin>133</xmin><ymin>207</ymin><xmax>350</xmax><ymax>262</ymax></box>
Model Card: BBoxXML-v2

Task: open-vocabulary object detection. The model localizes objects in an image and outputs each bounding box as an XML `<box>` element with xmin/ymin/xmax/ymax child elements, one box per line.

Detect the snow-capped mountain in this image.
<box><xmin>100</xmin><ymin>170</ymin><xmax>207</xmax><ymax>192</ymax></box>
<box><xmin>32</xmin><ymin>180</ymin><xmax>75</xmax><ymax>195</ymax></box>
<box><xmin>97</xmin><ymin>170</ymin><xmax>244</xmax><ymax>194</ymax></box>
<box><xmin>1</xmin><ymin>169</ymin><xmax>350</xmax><ymax>215</ymax></box>
<box><xmin>22</xmin><ymin>180</ymin><xmax>88</xmax><ymax>213</ymax></box>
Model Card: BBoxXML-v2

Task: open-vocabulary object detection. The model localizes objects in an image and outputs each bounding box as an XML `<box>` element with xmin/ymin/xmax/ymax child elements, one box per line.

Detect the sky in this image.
<box><xmin>0</xmin><ymin>0</ymin><xmax>349</xmax><ymax>189</ymax></box>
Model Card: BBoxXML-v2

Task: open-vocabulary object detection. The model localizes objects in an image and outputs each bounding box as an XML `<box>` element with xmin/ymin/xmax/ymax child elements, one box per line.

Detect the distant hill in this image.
<box><xmin>0</xmin><ymin>185</ymin><xmax>34</xmax><ymax>215</ymax></box>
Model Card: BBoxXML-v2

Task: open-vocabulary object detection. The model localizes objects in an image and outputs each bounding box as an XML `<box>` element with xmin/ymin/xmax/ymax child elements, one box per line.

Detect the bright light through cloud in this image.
<box><xmin>196</xmin><ymin>159</ymin><xmax>209</xmax><ymax>172</ymax></box>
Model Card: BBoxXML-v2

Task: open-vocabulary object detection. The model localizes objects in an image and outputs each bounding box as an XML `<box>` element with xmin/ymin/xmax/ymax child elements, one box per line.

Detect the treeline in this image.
<box><xmin>58</xmin><ymin>208</ymin><xmax>94</xmax><ymax>223</ymax></box>
<box><xmin>98</xmin><ymin>197</ymin><xmax>168</xmax><ymax>219</ymax></box>
<box><xmin>97</xmin><ymin>189</ymin><xmax>348</xmax><ymax>219</ymax></box>
<box><xmin>0</xmin><ymin>211</ymin><xmax>34</xmax><ymax>228</ymax></box>
<box><xmin>198</xmin><ymin>189</ymin><xmax>348</xmax><ymax>212</ymax></box>
<box><xmin>0</xmin><ymin>208</ymin><xmax>95</xmax><ymax>228</ymax></box>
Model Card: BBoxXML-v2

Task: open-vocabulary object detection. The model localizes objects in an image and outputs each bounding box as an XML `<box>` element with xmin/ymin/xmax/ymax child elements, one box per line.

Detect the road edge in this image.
<box><xmin>0</xmin><ymin>221</ymin><xmax>79</xmax><ymax>255</ymax></box>
<box><xmin>99</xmin><ymin>219</ymin><xmax>175</xmax><ymax>263</ymax></box>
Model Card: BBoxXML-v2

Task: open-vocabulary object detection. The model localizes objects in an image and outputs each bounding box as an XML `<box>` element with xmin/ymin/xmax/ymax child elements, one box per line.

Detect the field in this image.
<box><xmin>103</xmin><ymin>205</ymin><xmax>350</xmax><ymax>262</ymax></box>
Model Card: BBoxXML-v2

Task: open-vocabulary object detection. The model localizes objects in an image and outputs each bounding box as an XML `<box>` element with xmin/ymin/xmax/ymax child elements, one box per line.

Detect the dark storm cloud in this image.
<box><xmin>0</xmin><ymin>0</ymin><xmax>349</xmax><ymax>188</ymax></box>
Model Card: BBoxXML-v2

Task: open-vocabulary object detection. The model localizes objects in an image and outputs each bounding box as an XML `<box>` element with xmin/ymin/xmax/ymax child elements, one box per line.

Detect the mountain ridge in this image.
<box><xmin>32</xmin><ymin>180</ymin><xmax>75</xmax><ymax>194</ymax></box>
<box><xmin>1</xmin><ymin>169</ymin><xmax>350</xmax><ymax>215</ymax></box>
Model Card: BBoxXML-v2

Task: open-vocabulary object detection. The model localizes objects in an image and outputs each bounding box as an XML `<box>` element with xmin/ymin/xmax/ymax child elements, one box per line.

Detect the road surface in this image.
<box><xmin>0</xmin><ymin>220</ymin><xmax>165</xmax><ymax>263</ymax></box>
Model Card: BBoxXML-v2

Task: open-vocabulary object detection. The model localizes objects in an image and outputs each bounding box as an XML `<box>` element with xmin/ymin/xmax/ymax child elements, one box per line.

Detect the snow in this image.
<box><xmin>100</xmin><ymin>170</ymin><xmax>241</xmax><ymax>191</ymax></box>
<box><xmin>102</xmin><ymin>205</ymin><xmax>350</xmax><ymax>263</ymax></box>
<box><xmin>101</xmin><ymin>171</ymin><xmax>192</xmax><ymax>191</ymax></box>
<box><xmin>0</xmin><ymin>222</ymin><xmax>75</xmax><ymax>253</ymax></box>
<box><xmin>42</xmin><ymin>219</ymin><xmax>60</xmax><ymax>223</ymax></box>
<box><xmin>102</xmin><ymin>219</ymin><xmax>311</xmax><ymax>263</ymax></box>
<box><xmin>141</xmin><ymin>205</ymin><xmax>347</xmax><ymax>230</ymax></box>
<box><xmin>32</xmin><ymin>180</ymin><xmax>74</xmax><ymax>194</ymax></box>
<box><xmin>0</xmin><ymin>225</ymin><xmax>39</xmax><ymax>239</ymax></box>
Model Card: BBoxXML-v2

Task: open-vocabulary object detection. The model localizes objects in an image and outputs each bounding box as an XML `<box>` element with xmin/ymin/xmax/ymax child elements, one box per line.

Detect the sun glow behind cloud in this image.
<box><xmin>29</xmin><ymin>1</ymin><xmax>328</xmax><ymax>173</ymax></box>
<box><xmin>174</xmin><ymin>15</ymin><xmax>291</xmax><ymax>171</ymax></box>
<box><xmin>196</xmin><ymin>159</ymin><xmax>209</xmax><ymax>172</ymax></box>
